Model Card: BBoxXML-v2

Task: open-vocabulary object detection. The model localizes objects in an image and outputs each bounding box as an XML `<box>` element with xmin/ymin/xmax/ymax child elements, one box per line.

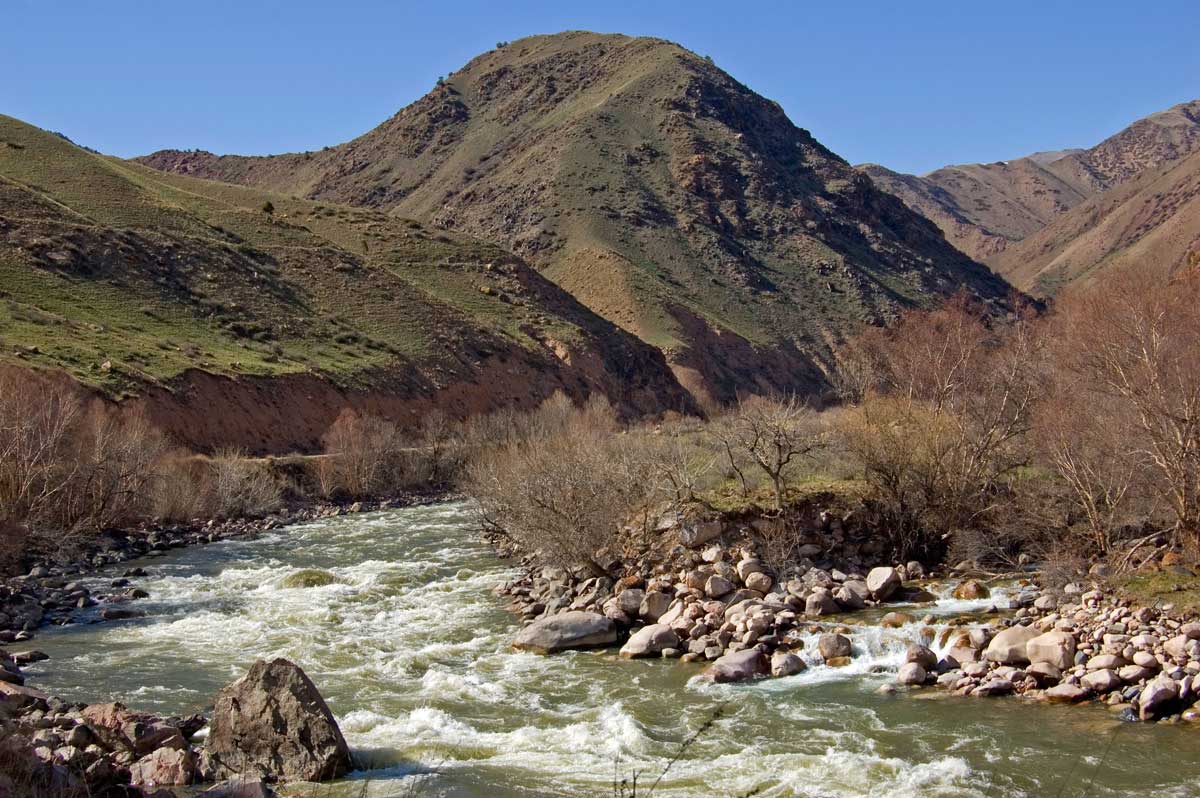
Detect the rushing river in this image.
<box><xmin>23</xmin><ymin>503</ymin><xmax>1200</xmax><ymax>797</ymax></box>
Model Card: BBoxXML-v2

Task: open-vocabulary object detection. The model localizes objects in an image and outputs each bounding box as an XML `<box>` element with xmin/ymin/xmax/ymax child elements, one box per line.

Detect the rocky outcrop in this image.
<box><xmin>207</xmin><ymin>659</ymin><xmax>352</xmax><ymax>783</ymax></box>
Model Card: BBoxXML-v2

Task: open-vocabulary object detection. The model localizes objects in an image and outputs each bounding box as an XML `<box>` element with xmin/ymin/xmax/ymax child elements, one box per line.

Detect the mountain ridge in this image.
<box><xmin>138</xmin><ymin>31</ymin><xmax>1016</xmax><ymax>405</ymax></box>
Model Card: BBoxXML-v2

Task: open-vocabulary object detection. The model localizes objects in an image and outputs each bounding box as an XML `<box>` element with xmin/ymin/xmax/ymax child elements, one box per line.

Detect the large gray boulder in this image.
<box><xmin>619</xmin><ymin>624</ymin><xmax>679</xmax><ymax>658</ymax></box>
<box><xmin>1139</xmin><ymin>676</ymin><xmax>1179</xmax><ymax>721</ymax></box>
<box><xmin>207</xmin><ymin>659</ymin><xmax>352</xmax><ymax>783</ymax></box>
<box><xmin>513</xmin><ymin>611</ymin><xmax>618</xmax><ymax>654</ymax></box>
<box><xmin>704</xmin><ymin>648</ymin><xmax>768</xmax><ymax>683</ymax></box>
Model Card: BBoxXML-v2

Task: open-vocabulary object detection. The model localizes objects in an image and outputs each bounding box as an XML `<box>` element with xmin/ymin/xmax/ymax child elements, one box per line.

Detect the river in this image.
<box><xmin>22</xmin><ymin>503</ymin><xmax>1200</xmax><ymax>797</ymax></box>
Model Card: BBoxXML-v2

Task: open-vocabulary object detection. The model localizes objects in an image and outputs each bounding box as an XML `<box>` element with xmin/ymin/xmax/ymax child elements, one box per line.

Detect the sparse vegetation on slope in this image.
<box><xmin>138</xmin><ymin>31</ymin><xmax>1014</xmax><ymax>405</ymax></box>
<box><xmin>0</xmin><ymin>113</ymin><xmax>695</xmax><ymax>450</ymax></box>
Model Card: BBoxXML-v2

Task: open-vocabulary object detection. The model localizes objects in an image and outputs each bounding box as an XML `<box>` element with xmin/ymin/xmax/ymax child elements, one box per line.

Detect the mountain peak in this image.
<box><xmin>139</xmin><ymin>32</ymin><xmax>1012</xmax><ymax>405</ymax></box>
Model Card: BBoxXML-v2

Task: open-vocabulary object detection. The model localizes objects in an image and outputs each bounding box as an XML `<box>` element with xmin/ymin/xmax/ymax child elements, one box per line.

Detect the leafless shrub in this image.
<box><xmin>837</xmin><ymin>296</ymin><xmax>1044</xmax><ymax>561</ymax></box>
<box><xmin>724</xmin><ymin>396</ymin><xmax>830</xmax><ymax>510</ymax></box>
<box><xmin>0</xmin><ymin>371</ymin><xmax>81</xmax><ymax>530</ymax></box>
<box><xmin>316</xmin><ymin>410</ymin><xmax>408</xmax><ymax>499</ymax></box>
<box><xmin>1046</xmin><ymin>268</ymin><xmax>1200</xmax><ymax>553</ymax></box>
<box><xmin>207</xmin><ymin>449</ymin><xmax>283</xmax><ymax>518</ymax></box>
<box><xmin>464</xmin><ymin>392</ymin><xmax>654</xmax><ymax>572</ymax></box>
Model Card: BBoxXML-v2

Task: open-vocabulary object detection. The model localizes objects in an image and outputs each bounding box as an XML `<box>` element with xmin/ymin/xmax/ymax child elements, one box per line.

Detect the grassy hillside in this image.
<box><xmin>139</xmin><ymin>31</ymin><xmax>1013</xmax><ymax>404</ymax></box>
<box><xmin>0</xmin><ymin>114</ymin><xmax>694</xmax><ymax>446</ymax></box>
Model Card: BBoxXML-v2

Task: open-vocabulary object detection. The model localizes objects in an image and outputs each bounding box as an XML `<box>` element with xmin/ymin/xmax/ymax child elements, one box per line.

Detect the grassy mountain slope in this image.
<box><xmin>0</xmin><ymin>114</ymin><xmax>695</xmax><ymax>451</ymax></box>
<box><xmin>991</xmin><ymin>148</ymin><xmax>1200</xmax><ymax>294</ymax></box>
<box><xmin>138</xmin><ymin>31</ymin><xmax>1013</xmax><ymax>405</ymax></box>
<box><xmin>861</xmin><ymin>100</ymin><xmax>1200</xmax><ymax>276</ymax></box>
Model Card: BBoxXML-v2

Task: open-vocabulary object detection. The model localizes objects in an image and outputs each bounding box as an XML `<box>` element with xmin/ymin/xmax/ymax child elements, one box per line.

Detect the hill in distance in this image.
<box><xmin>139</xmin><ymin>31</ymin><xmax>1014</xmax><ymax>405</ymax></box>
<box><xmin>0</xmin><ymin>114</ymin><xmax>695</xmax><ymax>451</ymax></box>
<box><xmin>862</xmin><ymin>99</ymin><xmax>1200</xmax><ymax>293</ymax></box>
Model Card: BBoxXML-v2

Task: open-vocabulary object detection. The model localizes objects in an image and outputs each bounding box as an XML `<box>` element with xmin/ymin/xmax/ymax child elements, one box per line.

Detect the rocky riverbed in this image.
<box><xmin>13</xmin><ymin>502</ymin><xmax>1200</xmax><ymax>796</ymax></box>
<box><xmin>499</xmin><ymin>510</ymin><xmax>1200</xmax><ymax>724</ymax></box>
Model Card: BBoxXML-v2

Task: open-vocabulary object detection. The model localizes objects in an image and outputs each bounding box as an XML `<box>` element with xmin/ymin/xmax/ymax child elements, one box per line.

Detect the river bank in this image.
<box><xmin>8</xmin><ymin>502</ymin><xmax>1200</xmax><ymax>797</ymax></box>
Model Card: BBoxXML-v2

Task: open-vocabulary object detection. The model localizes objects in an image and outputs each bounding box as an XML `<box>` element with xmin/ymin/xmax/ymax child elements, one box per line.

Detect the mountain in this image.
<box><xmin>138</xmin><ymin>31</ymin><xmax>1013</xmax><ymax>405</ymax></box>
<box><xmin>861</xmin><ymin>99</ymin><xmax>1200</xmax><ymax>284</ymax></box>
<box><xmin>991</xmin><ymin>148</ymin><xmax>1200</xmax><ymax>294</ymax></box>
<box><xmin>0</xmin><ymin>113</ymin><xmax>696</xmax><ymax>452</ymax></box>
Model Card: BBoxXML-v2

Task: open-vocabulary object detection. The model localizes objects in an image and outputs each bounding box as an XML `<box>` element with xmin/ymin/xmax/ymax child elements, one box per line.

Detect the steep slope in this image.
<box><xmin>0</xmin><ymin>114</ymin><xmax>695</xmax><ymax>451</ymax></box>
<box><xmin>138</xmin><ymin>31</ymin><xmax>1013</xmax><ymax>405</ymax></box>
<box><xmin>991</xmin><ymin>148</ymin><xmax>1200</xmax><ymax>294</ymax></box>
<box><xmin>862</xmin><ymin>100</ymin><xmax>1200</xmax><ymax>270</ymax></box>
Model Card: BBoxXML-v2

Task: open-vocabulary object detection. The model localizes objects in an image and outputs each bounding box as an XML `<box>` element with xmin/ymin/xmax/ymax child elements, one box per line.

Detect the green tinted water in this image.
<box><xmin>25</xmin><ymin>503</ymin><xmax>1200</xmax><ymax>797</ymax></box>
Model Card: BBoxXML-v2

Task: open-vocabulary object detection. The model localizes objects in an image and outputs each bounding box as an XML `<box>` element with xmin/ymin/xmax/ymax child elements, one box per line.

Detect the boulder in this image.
<box><xmin>639</xmin><ymin>591</ymin><xmax>672</xmax><ymax>623</ymax></box>
<box><xmin>984</xmin><ymin>625</ymin><xmax>1038</xmax><ymax>665</ymax></box>
<box><xmin>745</xmin><ymin>572</ymin><xmax>773</xmax><ymax>593</ymax></box>
<box><xmin>1027</xmin><ymin>661</ymin><xmax>1062</xmax><ymax>687</ymax></box>
<box><xmin>833</xmin><ymin>584</ymin><xmax>866</xmax><ymax>610</ymax></box>
<box><xmin>704</xmin><ymin>649</ymin><xmax>768</xmax><ymax>683</ymax></box>
<box><xmin>1085</xmin><ymin>653</ymin><xmax>1126</xmax><ymax>671</ymax></box>
<box><xmin>817</xmin><ymin>633</ymin><xmax>851</xmax><ymax>662</ymax></box>
<box><xmin>704</xmin><ymin>575</ymin><xmax>734</xmax><ymax>598</ymax></box>
<box><xmin>203</xmin><ymin>779</ymin><xmax>276</xmax><ymax>798</ymax></box>
<box><xmin>1081</xmin><ymin>668</ymin><xmax>1122</xmax><ymax>694</ymax></box>
<box><xmin>513</xmin><ymin>611</ymin><xmax>618</xmax><ymax>654</ymax></box>
<box><xmin>770</xmin><ymin>651</ymin><xmax>807</xmax><ymax>677</ymax></box>
<box><xmin>81</xmin><ymin>703</ymin><xmax>185</xmax><ymax>755</ymax></box>
<box><xmin>615</xmin><ymin>589</ymin><xmax>645</xmax><ymax>616</ymax></box>
<box><xmin>1138</xmin><ymin>676</ymin><xmax>1179</xmax><ymax>721</ymax></box>
<box><xmin>972</xmin><ymin>678</ymin><xmax>1014</xmax><ymax>697</ymax></box>
<box><xmin>0</xmin><ymin>681</ymin><xmax>47</xmax><ymax>711</ymax></box>
<box><xmin>679</xmin><ymin>520</ymin><xmax>723</xmax><ymax>548</ymax></box>
<box><xmin>130</xmin><ymin>747</ymin><xmax>196</xmax><ymax>788</ymax></box>
<box><xmin>207</xmin><ymin>658</ymin><xmax>352</xmax><ymax>783</ymax></box>
<box><xmin>1043</xmin><ymin>683</ymin><xmax>1091</xmax><ymax>703</ymax></box>
<box><xmin>896</xmin><ymin>662</ymin><xmax>927</xmax><ymax>686</ymax></box>
<box><xmin>865</xmin><ymin>567</ymin><xmax>900</xmax><ymax>601</ymax></box>
<box><xmin>905</xmin><ymin>644</ymin><xmax>937</xmax><ymax>671</ymax></box>
<box><xmin>880</xmin><ymin>611</ymin><xmax>915</xmax><ymax>628</ymax></box>
<box><xmin>952</xmin><ymin>580</ymin><xmax>990</xmax><ymax>600</ymax></box>
<box><xmin>619</xmin><ymin>624</ymin><xmax>679</xmax><ymax>659</ymax></box>
<box><xmin>804</xmin><ymin>589</ymin><xmax>838</xmax><ymax>617</ymax></box>
<box><xmin>1026</xmin><ymin>631</ymin><xmax>1076</xmax><ymax>671</ymax></box>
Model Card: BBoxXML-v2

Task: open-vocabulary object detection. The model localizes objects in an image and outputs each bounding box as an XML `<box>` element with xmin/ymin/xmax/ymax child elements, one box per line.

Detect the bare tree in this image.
<box><xmin>1050</xmin><ymin>268</ymin><xmax>1200</xmax><ymax>549</ymax></box>
<box><xmin>729</xmin><ymin>396</ymin><xmax>828</xmax><ymax>510</ymax></box>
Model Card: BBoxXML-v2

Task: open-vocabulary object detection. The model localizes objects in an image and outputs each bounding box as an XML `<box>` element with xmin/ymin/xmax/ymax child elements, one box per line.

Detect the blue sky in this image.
<box><xmin>5</xmin><ymin>0</ymin><xmax>1198</xmax><ymax>174</ymax></box>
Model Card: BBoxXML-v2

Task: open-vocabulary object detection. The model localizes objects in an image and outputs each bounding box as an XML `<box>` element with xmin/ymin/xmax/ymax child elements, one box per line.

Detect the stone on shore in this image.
<box><xmin>619</xmin><ymin>624</ymin><xmax>679</xmax><ymax>659</ymax></box>
<box><xmin>1081</xmin><ymin>668</ymin><xmax>1122</xmax><ymax>694</ymax></box>
<box><xmin>705</xmin><ymin>648</ymin><xmax>768</xmax><ymax>683</ymax></box>
<box><xmin>130</xmin><ymin>747</ymin><xmax>196</xmax><ymax>788</ymax></box>
<box><xmin>1139</xmin><ymin>676</ymin><xmax>1179</xmax><ymax>721</ymax></box>
<box><xmin>1027</xmin><ymin>631</ymin><xmax>1076</xmax><ymax>671</ymax></box>
<box><xmin>513</xmin><ymin>611</ymin><xmax>617</xmax><ymax>654</ymax></box>
<box><xmin>897</xmin><ymin>662</ymin><xmax>927</xmax><ymax>686</ymax></box>
<box><xmin>207</xmin><ymin>658</ymin><xmax>352</xmax><ymax>783</ymax></box>
<box><xmin>952</xmin><ymin>580</ymin><xmax>990</xmax><ymax>600</ymax></box>
<box><xmin>1043</xmin><ymin>683</ymin><xmax>1091</xmax><ymax>703</ymax></box>
<box><xmin>984</xmin><ymin>625</ymin><xmax>1038</xmax><ymax>665</ymax></box>
<box><xmin>865</xmin><ymin>567</ymin><xmax>900</xmax><ymax>601</ymax></box>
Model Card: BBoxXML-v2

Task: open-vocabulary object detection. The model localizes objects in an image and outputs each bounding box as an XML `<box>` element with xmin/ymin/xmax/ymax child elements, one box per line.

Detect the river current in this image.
<box><xmin>24</xmin><ymin>503</ymin><xmax>1200</xmax><ymax>797</ymax></box>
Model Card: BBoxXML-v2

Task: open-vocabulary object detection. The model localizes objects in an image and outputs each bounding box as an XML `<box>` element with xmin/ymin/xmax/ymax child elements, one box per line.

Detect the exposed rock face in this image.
<box><xmin>207</xmin><ymin>659</ymin><xmax>352</xmax><ymax>783</ymax></box>
<box><xmin>513</xmin><ymin>611</ymin><xmax>618</xmax><ymax>653</ymax></box>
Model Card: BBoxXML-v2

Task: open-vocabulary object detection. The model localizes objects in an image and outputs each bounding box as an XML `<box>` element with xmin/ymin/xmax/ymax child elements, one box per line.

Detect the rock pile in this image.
<box><xmin>503</xmin><ymin>514</ymin><xmax>936</xmax><ymax>681</ymax></box>
<box><xmin>896</xmin><ymin>584</ymin><xmax>1200</xmax><ymax>723</ymax></box>
<box><xmin>0</xmin><ymin>657</ymin><xmax>352</xmax><ymax>797</ymax></box>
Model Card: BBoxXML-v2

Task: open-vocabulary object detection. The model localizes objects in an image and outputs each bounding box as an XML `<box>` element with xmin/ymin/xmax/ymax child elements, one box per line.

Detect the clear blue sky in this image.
<box><xmin>5</xmin><ymin>0</ymin><xmax>1198</xmax><ymax>174</ymax></box>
